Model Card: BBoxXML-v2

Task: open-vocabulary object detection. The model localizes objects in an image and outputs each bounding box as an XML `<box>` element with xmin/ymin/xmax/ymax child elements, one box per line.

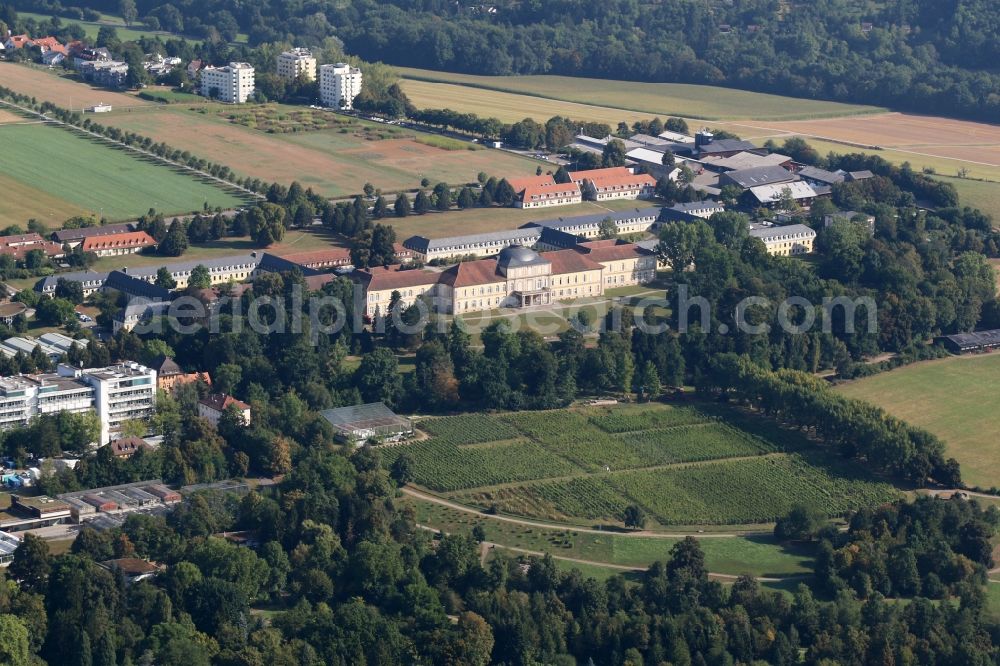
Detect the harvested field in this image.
<box><xmin>0</xmin><ymin>109</ymin><xmax>28</xmax><ymax>124</ymax></box>
<box><xmin>0</xmin><ymin>172</ymin><xmax>86</xmax><ymax>227</ymax></box>
<box><xmin>0</xmin><ymin>62</ymin><xmax>150</xmax><ymax>109</ymax></box>
<box><xmin>397</xmin><ymin>67</ymin><xmax>882</xmax><ymax>121</ymax></box>
<box><xmin>103</xmin><ymin>105</ymin><xmax>542</xmax><ymax>197</ymax></box>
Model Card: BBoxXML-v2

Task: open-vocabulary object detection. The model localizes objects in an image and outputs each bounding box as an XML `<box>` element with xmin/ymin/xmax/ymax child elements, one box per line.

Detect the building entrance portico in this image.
<box><xmin>514</xmin><ymin>290</ymin><xmax>551</xmax><ymax>307</ymax></box>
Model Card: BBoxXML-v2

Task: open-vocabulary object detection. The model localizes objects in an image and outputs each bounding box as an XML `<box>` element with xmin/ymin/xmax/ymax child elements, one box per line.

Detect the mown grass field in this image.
<box><xmin>407</xmin><ymin>496</ymin><xmax>815</xmax><ymax>578</ymax></box>
<box><xmin>0</xmin><ymin>122</ymin><xmax>243</xmax><ymax>227</ymax></box>
<box><xmin>101</xmin><ymin>103</ymin><xmax>542</xmax><ymax>197</ymax></box>
<box><xmin>396</xmin><ymin>67</ymin><xmax>883</xmax><ymax>122</ymax></box>
<box><xmin>836</xmin><ymin>354</ymin><xmax>1000</xmax><ymax>489</ymax></box>
<box><xmin>17</xmin><ymin>10</ymin><xmax>191</xmax><ymax>43</ymax></box>
<box><xmin>385</xmin><ymin>403</ymin><xmax>899</xmax><ymax>528</ymax></box>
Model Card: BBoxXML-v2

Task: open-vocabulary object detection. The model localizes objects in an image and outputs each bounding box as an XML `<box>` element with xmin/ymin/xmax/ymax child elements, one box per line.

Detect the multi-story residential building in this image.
<box><xmin>0</xmin><ymin>363</ymin><xmax>155</xmax><ymax>443</ymax></box>
<box><xmin>569</xmin><ymin>167</ymin><xmax>657</xmax><ymax>201</ymax></box>
<box><xmin>319</xmin><ymin>62</ymin><xmax>363</xmax><ymax>109</ymax></box>
<box><xmin>508</xmin><ymin>175</ymin><xmax>583</xmax><ymax>209</ymax></box>
<box><xmin>81</xmin><ymin>363</ymin><xmax>157</xmax><ymax>444</ymax></box>
<box><xmin>79</xmin><ymin>60</ymin><xmax>129</xmax><ymax>89</ymax></box>
<box><xmin>276</xmin><ymin>48</ymin><xmax>316</xmax><ymax>81</ymax></box>
<box><xmin>200</xmin><ymin>62</ymin><xmax>255</xmax><ymax>103</ymax></box>
<box><xmin>749</xmin><ymin>224</ymin><xmax>817</xmax><ymax>256</ymax></box>
<box><xmin>353</xmin><ymin>241</ymin><xmax>657</xmax><ymax>318</ymax></box>
<box><xmin>81</xmin><ymin>231</ymin><xmax>156</xmax><ymax>257</ymax></box>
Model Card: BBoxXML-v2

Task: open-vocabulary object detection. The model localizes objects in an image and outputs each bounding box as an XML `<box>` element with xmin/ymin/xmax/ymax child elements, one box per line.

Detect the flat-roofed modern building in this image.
<box><xmin>276</xmin><ymin>48</ymin><xmax>316</xmax><ymax>81</ymax></box>
<box><xmin>201</xmin><ymin>62</ymin><xmax>255</xmax><ymax>103</ymax></box>
<box><xmin>319</xmin><ymin>62</ymin><xmax>362</xmax><ymax>109</ymax></box>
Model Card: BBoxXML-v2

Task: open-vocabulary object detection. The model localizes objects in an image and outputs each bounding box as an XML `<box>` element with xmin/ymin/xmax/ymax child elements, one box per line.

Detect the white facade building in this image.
<box><xmin>200</xmin><ymin>62</ymin><xmax>255</xmax><ymax>103</ymax></box>
<box><xmin>319</xmin><ymin>63</ymin><xmax>363</xmax><ymax>109</ymax></box>
<box><xmin>276</xmin><ymin>48</ymin><xmax>316</xmax><ymax>81</ymax></box>
<box><xmin>0</xmin><ymin>363</ymin><xmax>156</xmax><ymax>444</ymax></box>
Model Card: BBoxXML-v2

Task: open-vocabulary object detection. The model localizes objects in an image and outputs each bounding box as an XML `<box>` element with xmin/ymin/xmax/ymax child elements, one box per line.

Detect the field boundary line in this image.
<box><xmin>402</xmin><ymin>486</ymin><xmax>770</xmax><ymax>537</ymax></box>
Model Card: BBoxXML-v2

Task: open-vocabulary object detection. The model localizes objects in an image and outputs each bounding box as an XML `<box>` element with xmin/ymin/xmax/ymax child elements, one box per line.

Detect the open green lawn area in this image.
<box><xmin>101</xmin><ymin>104</ymin><xmax>543</xmax><ymax>198</ymax></box>
<box><xmin>390</xmin><ymin>199</ymin><xmax>652</xmax><ymax>239</ymax></box>
<box><xmin>987</xmin><ymin>583</ymin><xmax>1000</xmax><ymax>622</ymax></box>
<box><xmin>384</xmin><ymin>403</ymin><xmax>900</xmax><ymax>528</ymax></box>
<box><xmin>943</xmin><ymin>178</ymin><xmax>1000</xmax><ymax>227</ymax></box>
<box><xmin>397</xmin><ymin>67</ymin><xmax>884</xmax><ymax>122</ymax></box>
<box><xmin>0</xmin><ymin>122</ymin><xmax>244</xmax><ymax>227</ymax></box>
<box><xmin>406</xmin><ymin>496</ymin><xmax>814</xmax><ymax>578</ymax></box>
<box><xmin>836</xmin><ymin>354</ymin><xmax>1000</xmax><ymax>489</ymax></box>
<box><xmin>18</xmin><ymin>10</ymin><xmax>198</xmax><ymax>44</ymax></box>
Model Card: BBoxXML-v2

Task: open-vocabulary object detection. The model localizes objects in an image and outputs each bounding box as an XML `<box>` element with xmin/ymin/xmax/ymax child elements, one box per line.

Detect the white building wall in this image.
<box><xmin>320</xmin><ymin>63</ymin><xmax>363</xmax><ymax>110</ymax></box>
<box><xmin>201</xmin><ymin>62</ymin><xmax>255</xmax><ymax>103</ymax></box>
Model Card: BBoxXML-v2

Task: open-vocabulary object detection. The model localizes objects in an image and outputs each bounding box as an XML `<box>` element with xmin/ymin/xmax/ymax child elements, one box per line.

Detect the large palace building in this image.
<box><xmin>353</xmin><ymin>241</ymin><xmax>657</xmax><ymax>318</ymax></box>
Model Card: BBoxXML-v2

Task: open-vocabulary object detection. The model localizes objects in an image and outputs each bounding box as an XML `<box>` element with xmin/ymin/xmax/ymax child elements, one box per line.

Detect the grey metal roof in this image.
<box><xmin>672</xmin><ymin>200</ymin><xmax>723</xmax><ymax>213</ymax></box>
<box><xmin>52</xmin><ymin>223</ymin><xmax>134</xmax><ymax>243</ymax></box>
<box><xmin>522</xmin><ymin>206</ymin><xmax>661</xmax><ymax>231</ymax></box>
<box><xmin>698</xmin><ymin>139</ymin><xmax>757</xmax><ymax>155</ymax></box>
<box><xmin>105</xmin><ymin>271</ymin><xmax>171</xmax><ymax>301</ymax></box>
<box><xmin>320</xmin><ymin>402</ymin><xmax>411</xmax><ymax>432</ymax></box>
<box><xmin>721</xmin><ymin>165</ymin><xmax>797</xmax><ymax>189</ymax></box>
<box><xmin>35</xmin><ymin>271</ymin><xmax>109</xmax><ymax>292</ymax></box>
<box><xmin>941</xmin><ymin>329</ymin><xmax>1000</xmax><ymax>349</ymax></box>
<box><xmin>403</xmin><ymin>227</ymin><xmax>542</xmax><ymax>254</ymax></box>
<box><xmin>797</xmin><ymin>166</ymin><xmax>845</xmax><ymax>185</ymax></box>
<box><xmin>256</xmin><ymin>252</ymin><xmax>321</xmax><ymax>276</ymax></box>
<box><xmin>749</xmin><ymin>224</ymin><xmax>817</xmax><ymax>241</ymax></box>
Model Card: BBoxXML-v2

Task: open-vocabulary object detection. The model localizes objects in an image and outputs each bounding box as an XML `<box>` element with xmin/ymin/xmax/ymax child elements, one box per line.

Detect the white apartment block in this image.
<box><xmin>320</xmin><ymin>63</ymin><xmax>363</xmax><ymax>109</ymax></box>
<box><xmin>276</xmin><ymin>48</ymin><xmax>316</xmax><ymax>81</ymax></box>
<box><xmin>201</xmin><ymin>62</ymin><xmax>255</xmax><ymax>103</ymax></box>
<box><xmin>0</xmin><ymin>363</ymin><xmax>157</xmax><ymax>444</ymax></box>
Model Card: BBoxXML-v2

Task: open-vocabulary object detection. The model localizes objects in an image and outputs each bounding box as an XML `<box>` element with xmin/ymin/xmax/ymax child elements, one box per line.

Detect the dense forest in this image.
<box><xmin>4</xmin><ymin>446</ymin><xmax>999</xmax><ymax>665</ymax></box>
<box><xmin>9</xmin><ymin>0</ymin><xmax>1000</xmax><ymax>121</ymax></box>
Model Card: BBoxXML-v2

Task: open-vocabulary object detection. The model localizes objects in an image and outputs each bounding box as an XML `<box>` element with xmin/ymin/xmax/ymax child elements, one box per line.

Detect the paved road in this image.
<box><xmin>403</xmin><ymin>486</ymin><xmax>771</xmax><ymax>538</ymax></box>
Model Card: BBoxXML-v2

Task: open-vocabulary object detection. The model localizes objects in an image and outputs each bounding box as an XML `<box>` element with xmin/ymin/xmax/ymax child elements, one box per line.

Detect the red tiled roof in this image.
<box><xmin>303</xmin><ymin>274</ymin><xmax>337</xmax><ymax>290</ymax></box>
<box><xmin>82</xmin><ymin>231</ymin><xmax>156</xmax><ymax>252</ymax></box>
<box><xmin>199</xmin><ymin>393</ymin><xmax>250</xmax><ymax>412</ymax></box>
<box><xmin>0</xmin><ymin>234</ymin><xmax>65</xmax><ymax>260</ymax></box>
<box><xmin>507</xmin><ymin>174</ymin><xmax>556</xmax><ymax>192</ymax></box>
<box><xmin>521</xmin><ymin>181</ymin><xmax>581</xmax><ymax>203</ymax></box>
<box><xmin>354</xmin><ymin>265</ymin><xmax>440</xmax><ymax>292</ymax></box>
<box><xmin>393</xmin><ymin>242</ymin><xmax>414</xmax><ymax>257</ymax></box>
<box><xmin>439</xmin><ymin>259</ymin><xmax>505</xmax><ymax>288</ymax></box>
<box><xmin>7</xmin><ymin>35</ymin><xmax>30</xmax><ymax>49</ymax></box>
<box><xmin>570</xmin><ymin>167</ymin><xmax>656</xmax><ymax>191</ymax></box>
<box><xmin>109</xmin><ymin>437</ymin><xmax>148</xmax><ymax>457</ymax></box>
<box><xmin>30</xmin><ymin>36</ymin><xmax>64</xmax><ymax>52</ymax></box>
<box><xmin>540</xmin><ymin>249</ymin><xmax>604</xmax><ymax>274</ymax></box>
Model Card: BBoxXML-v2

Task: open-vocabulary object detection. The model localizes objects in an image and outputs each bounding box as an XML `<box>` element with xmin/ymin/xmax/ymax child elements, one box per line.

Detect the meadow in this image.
<box><xmin>0</xmin><ymin>122</ymin><xmax>244</xmax><ymax>227</ymax></box>
<box><xmin>384</xmin><ymin>403</ymin><xmax>900</xmax><ymax>527</ymax></box>
<box><xmin>396</xmin><ymin>67</ymin><xmax>883</xmax><ymax>122</ymax></box>
<box><xmin>101</xmin><ymin>104</ymin><xmax>542</xmax><ymax>197</ymax></box>
<box><xmin>836</xmin><ymin>354</ymin><xmax>1000</xmax><ymax>489</ymax></box>
<box><xmin>406</xmin><ymin>496</ymin><xmax>815</xmax><ymax>578</ymax></box>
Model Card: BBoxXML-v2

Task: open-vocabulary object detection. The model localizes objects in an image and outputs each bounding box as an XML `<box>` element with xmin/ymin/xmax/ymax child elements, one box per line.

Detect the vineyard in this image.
<box><xmin>388</xmin><ymin>403</ymin><xmax>901</xmax><ymax>526</ymax></box>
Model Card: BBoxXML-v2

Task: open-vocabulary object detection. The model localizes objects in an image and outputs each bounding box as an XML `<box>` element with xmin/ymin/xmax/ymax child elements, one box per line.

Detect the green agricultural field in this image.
<box><xmin>836</xmin><ymin>354</ymin><xmax>1000</xmax><ymax>489</ymax></box>
<box><xmin>387</xmin><ymin>402</ymin><xmax>899</xmax><ymax>527</ymax></box>
<box><xmin>397</xmin><ymin>66</ymin><xmax>884</xmax><ymax>122</ymax></box>
<box><xmin>405</xmin><ymin>496</ymin><xmax>815</xmax><ymax>578</ymax></box>
<box><xmin>0</xmin><ymin>122</ymin><xmax>244</xmax><ymax>226</ymax></box>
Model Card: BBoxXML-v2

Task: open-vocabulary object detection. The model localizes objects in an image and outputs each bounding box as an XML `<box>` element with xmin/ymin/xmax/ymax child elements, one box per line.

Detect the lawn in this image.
<box><xmin>836</xmin><ymin>354</ymin><xmax>1000</xmax><ymax>489</ymax></box>
<box><xmin>406</xmin><ymin>496</ymin><xmax>814</xmax><ymax>578</ymax></box>
<box><xmin>18</xmin><ymin>10</ymin><xmax>196</xmax><ymax>44</ymax></box>
<box><xmin>397</xmin><ymin>67</ymin><xmax>884</xmax><ymax>122</ymax></box>
<box><xmin>389</xmin><ymin>199</ymin><xmax>650</xmax><ymax>239</ymax></box>
<box><xmin>0</xmin><ymin>122</ymin><xmax>244</xmax><ymax>227</ymax></box>
<box><xmin>385</xmin><ymin>402</ymin><xmax>900</xmax><ymax>528</ymax></box>
<box><xmin>0</xmin><ymin>62</ymin><xmax>150</xmax><ymax>109</ymax></box>
<box><xmin>102</xmin><ymin>104</ymin><xmax>544</xmax><ymax>197</ymax></box>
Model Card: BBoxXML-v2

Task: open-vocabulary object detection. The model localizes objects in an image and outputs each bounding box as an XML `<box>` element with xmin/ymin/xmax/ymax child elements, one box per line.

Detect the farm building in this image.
<box><xmin>939</xmin><ymin>329</ymin><xmax>1000</xmax><ymax>354</ymax></box>
<box><xmin>321</xmin><ymin>402</ymin><xmax>413</xmax><ymax>445</ymax></box>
